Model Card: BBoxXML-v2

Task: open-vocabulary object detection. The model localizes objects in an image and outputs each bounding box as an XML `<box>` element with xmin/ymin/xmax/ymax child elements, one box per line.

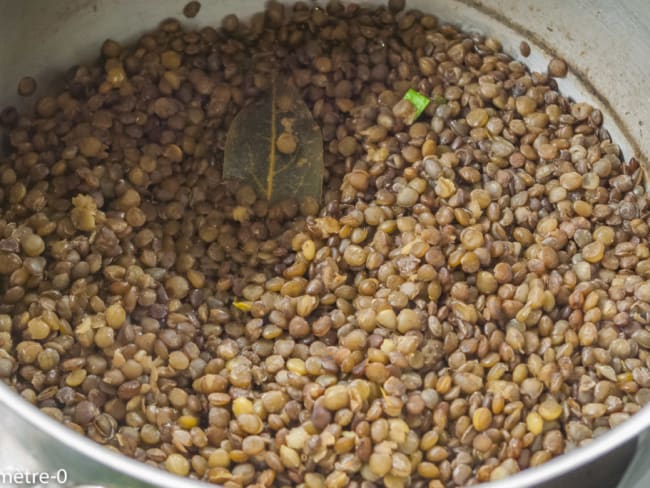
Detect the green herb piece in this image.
<box><xmin>403</xmin><ymin>88</ymin><xmax>431</xmax><ymax>121</ymax></box>
<box><xmin>223</xmin><ymin>75</ymin><xmax>324</xmax><ymax>203</ymax></box>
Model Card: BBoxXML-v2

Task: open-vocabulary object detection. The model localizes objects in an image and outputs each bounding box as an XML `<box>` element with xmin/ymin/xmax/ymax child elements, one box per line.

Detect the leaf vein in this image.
<box><xmin>266</xmin><ymin>78</ymin><xmax>277</xmax><ymax>200</ymax></box>
<box><xmin>247</xmin><ymin>145</ymin><xmax>266</xmax><ymax>194</ymax></box>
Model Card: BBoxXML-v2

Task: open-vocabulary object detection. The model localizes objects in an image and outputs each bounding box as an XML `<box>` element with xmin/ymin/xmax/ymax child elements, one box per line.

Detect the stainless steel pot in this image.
<box><xmin>1</xmin><ymin>1</ymin><xmax>650</xmax><ymax>487</ymax></box>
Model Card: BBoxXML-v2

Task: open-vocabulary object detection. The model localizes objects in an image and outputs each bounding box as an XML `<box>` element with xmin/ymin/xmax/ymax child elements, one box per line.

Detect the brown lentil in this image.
<box><xmin>548</xmin><ymin>57</ymin><xmax>569</xmax><ymax>77</ymax></box>
<box><xmin>17</xmin><ymin>76</ymin><xmax>37</xmax><ymax>96</ymax></box>
<box><xmin>183</xmin><ymin>1</ymin><xmax>201</xmax><ymax>18</ymax></box>
<box><xmin>276</xmin><ymin>132</ymin><xmax>297</xmax><ymax>154</ymax></box>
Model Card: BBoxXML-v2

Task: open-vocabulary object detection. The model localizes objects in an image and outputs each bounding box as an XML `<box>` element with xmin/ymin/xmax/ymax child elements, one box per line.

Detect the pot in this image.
<box><xmin>1</xmin><ymin>1</ymin><xmax>649</xmax><ymax>487</ymax></box>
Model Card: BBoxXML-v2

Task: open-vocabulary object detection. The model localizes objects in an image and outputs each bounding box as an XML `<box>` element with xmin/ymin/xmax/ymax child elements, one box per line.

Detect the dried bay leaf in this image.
<box><xmin>223</xmin><ymin>76</ymin><xmax>324</xmax><ymax>202</ymax></box>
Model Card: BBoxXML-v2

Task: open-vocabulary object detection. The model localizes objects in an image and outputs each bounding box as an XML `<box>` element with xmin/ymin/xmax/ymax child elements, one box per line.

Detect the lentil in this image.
<box><xmin>472</xmin><ymin>407</ymin><xmax>493</xmax><ymax>432</ymax></box>
<box><xmin>17</xmin><ymin>76</ymin><xmax>37</xmax><ymax>96</ymax></box>
<box><xmin>548</xmin><ymin>57</ymin><xmax>569</xmax><ymax>77</ymax></box>
<box><xmin>183</xmin><ymin>1</ymin><xmax>201</xmax><ymax>18</ymax></box>
<box><xmin>539</xmin><ymin>399</ymin><xmax>563</xmax><ymax>421</ymax></box>
<box><xmin>276</xmin><ymin>132</ymin><xmax>297</xmax><ymax>154</ymax></box>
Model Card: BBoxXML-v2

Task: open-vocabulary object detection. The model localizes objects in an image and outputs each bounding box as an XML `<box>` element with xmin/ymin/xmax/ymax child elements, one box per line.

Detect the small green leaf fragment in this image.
<box><xmin>403</xmin><ymin>88</ymin><xmax>431</xmax><ymax>121</ymax></box>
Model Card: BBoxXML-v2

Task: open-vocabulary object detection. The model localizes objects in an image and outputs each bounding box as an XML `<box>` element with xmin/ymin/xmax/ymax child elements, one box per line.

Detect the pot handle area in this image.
<box><xmin>617</xmin><ymin>431</ymin><xmax>650</xmax><ymax>488</ymax></box>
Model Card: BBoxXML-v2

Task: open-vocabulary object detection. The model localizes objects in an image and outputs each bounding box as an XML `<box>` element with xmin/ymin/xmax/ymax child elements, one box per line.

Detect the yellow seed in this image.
<box><xmin>512</xmin><ymin>364</ymin><xmax>528</xmax><ymax>384</ymax></box>
<box><xmin>229</xmin><ymin>450</ymin><xmax>248</xmax><ymax>463</ymax></box>
<box><xmin>66</xmin><ymin>369</ymin><xmax>87</xmax><ymax>387</ymax></box>
<box><xmin>593</xmin><ymin>226</ymin><xmax>615</xmax><ymax>245</ymax></box>
<box><xmin>526</xmin><ymin>411</ymin><xmax>544</xmax><ymax>435</ymax></box>
<box><xmin>422</xmin><ymin>139</ymin><xmax>437</xmax><ymax>156</ymax></box>
<box><xmin>233</xmin><ymin>301</ymin><xmax>252</xmax><ymax>312</ymax></box>
<box><xmin>420</xmin><ymin>430</ymin><xmax>439</xmax><ymax>450</ymax></box>
<box><xmin>27</xmin><ymin>318</ymin><xmax>50</xmax><ymax>340</ymax></box>
<box><xmin>237</xmin><ymin>413</ymin><xmax>263</xmax><ymax>434</ymax></box>
<box><xmin>305</xmin><ymin>473</ymin><xmax>326</xmax><ymax>488</ymax></box>
<box><xmin>617</xmin><ymin>372</ymin><xmax>634</xmax><ymax>384</ymax></box>
<box><xmin>368</xmin><ymin>452</ymin><xmax>392</xmax><ymax>477</ymax></box>
<box><xmin>302</xmin><ymin>239</ymin><xmax>316</xmax><ymax>261</ymax></box>
<box><xmin>434</xmin><ymin>177</ymin><xmax>456</xmax><ymax>198</ymax></box>
<box><xmin>447</xmin><ymin>249</ymin><xmax>465</xmax><ymax>268</ymax></box>
<box><xmin>279</xmin><ymin>445</ymin><xmax>301</xmax><ymax>469</ymax></box>
<box><xmin>208</xmin><ymin>449</ymin><xmax>230</xmax><ymax>468</ymax></box>
<box><xmin>380</xmin><ymin>339</ymin><xmax>396</xmax><ymax>354</ymax></box>
<box><xmin>492</xmin><ymin>394</ymin><xmax>505</xmax><ymax>414</ymax></box>
<box><xmin>323</xmin><ymin>384</ymin><xmax>350</xmax><ymax>410</ymax></box>
<box><xmin>582</xmin><ymin>241</ymin><xmax>605</xmax><ymax>263</ymax></box>
<box><xmin>207</xmin><ymin>467</ymin><xmax>233</xmax><ymax>484</ymax></box>
<box><xmin>296</xmin><ymin>295</ymin><xmax>319</xmax><ymax>317</ymax></box>
<box><xmin>460</xmin><ymin>227</ymin><xmax>485</xmax><ymax>250</ymax></box>
<box><xmin>286</xmin><ymin>427</ymin><xmax>310</xmax><ymax>450</ymax></box>
<box><xmin>573</xmin><ymin>200</ymin><xmax>592</xmax><ymax>217</ymax></box>
<box><xmin>22</xmin><ymin>233</ymin><xmax>45</xmax><ymax>256</ymax></box>
<box><xmin>286</xmin><ymin>358</ymin><xmax>307</xmax><ymax>376</ymax></box>
<box><xmin>178</xmin><ymin>415</ymin><xmax>198</xmax><ymax>429</ymax></box>
<box><xmin>384</xmin><ymin>474</ymin><xmax>406</xmax><ymax>488</ymax></box>
<box><xmin>530</xmin><ymin>450</ymin><xmax>552</xmax><ymax>467</ymax></box>
<box><xmin>165</xmin><ymin>453</ymin><xmax>190</xmax><ymax>476</ymax></box>
<box><xmin>417</xmin><ymin>462</ymin><xmax>440</xmax><ymax>479</ymax></box>
<box><xmin>352</xmin><ymin>379</ymin><xmax>370</xmax><ymax>400</ymax></box>
<box><xmin>472</xmin><ymin>407</ymin><xmax>493</xmax><ymax>432</ymax></box>
<box><xmin>452</xmin><ymin>302</ymin><xmax>478</xmax><ymax>323</ymax></box>
<box><xmin>388</xmin><ymin>418</ymin><xmax>410</xmax><ymax>444</ymax></box>
<box><xmin>376</xmin><ymin>309</ymin><xmax>397</xmax><ymax>329</ymax></box>
<box><xmin>232</xmin><ymin>206</ymin><xmax>249</xmax><ymax>222</ymax></box>
<box><xmin>261</xmin><ymin>391</ymin><xmax>287</xmax><ymax>413</ymax></box>
<box><xmin>242</xmin><ymin>435</ymin><xmax>266</xmax><ymax>456</ymax></box>
<box><xmin>169</xmin><ymin>350</ymin><xmax>190</xmax><ymax>370</ymax></box>
<box><xmin>233</xmin><ymin>397</ymin><xmax>254</xmax><ymax>416</ymax></box>
<box><xmin>436</xmin><ymin>375</ymin><xmax>452</xmax><ymax>395</ymax></box>
<box><xmin>71</xmin><ymin>207</ymin><xmax>96</xmax><ymax>231</ymax></box>
<box><xmin>538</xmin><ymin>399</ymin><xmax>563</xmax><ymax>421</ymax></box>
<box><xmin>105</xmin><ymin>303</ymin><xmax>126</xmax><ymax>329</ymax></box>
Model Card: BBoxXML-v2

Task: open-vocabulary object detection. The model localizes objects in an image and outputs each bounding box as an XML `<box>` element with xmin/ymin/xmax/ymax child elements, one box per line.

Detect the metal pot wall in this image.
<box><xmin>1</xmin><ymin>1</ymin><xmax>649</xmax><ymax>487</ymax></box>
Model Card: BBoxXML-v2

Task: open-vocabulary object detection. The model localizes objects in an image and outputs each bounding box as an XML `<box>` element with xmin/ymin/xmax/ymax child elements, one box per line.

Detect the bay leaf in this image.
<box><xmin>223</xmin><ymin>76</ymin><xmax>324</xmax><ymax>202</ymax></box>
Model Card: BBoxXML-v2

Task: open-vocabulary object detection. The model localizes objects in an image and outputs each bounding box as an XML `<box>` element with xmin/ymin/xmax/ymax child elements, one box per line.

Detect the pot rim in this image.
<box><xmin>1</xmin><ymin>1</ymin><xmax>649</xmax><ymax>486</ymax></box>
<box><xmin>1</xmin><ymin>380</ymin><xmax>650</xmax><ymax>487</ymax></box>
<box><xmin>0</xmin><ymin>381</ymin><xmax>205</xmax><ymax>487</ymax></box>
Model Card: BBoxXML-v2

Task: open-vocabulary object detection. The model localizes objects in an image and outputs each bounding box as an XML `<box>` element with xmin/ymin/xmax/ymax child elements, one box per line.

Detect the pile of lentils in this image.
<box><xmin>1</xmin><ymin>1</ymin><xmax>650</xmax><ymax>486</ymax></box>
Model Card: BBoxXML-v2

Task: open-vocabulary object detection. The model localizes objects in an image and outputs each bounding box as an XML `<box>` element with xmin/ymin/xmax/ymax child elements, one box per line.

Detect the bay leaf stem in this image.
<box><xmin>266</xmin><ymin>77</ymin><xmax>277</xmax><ymax>200</ymax></box>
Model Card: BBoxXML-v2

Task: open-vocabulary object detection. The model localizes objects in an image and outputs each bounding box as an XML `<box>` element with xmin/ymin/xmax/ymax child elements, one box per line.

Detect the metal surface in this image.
<box><xmin>0</xmin><ymin>381</ymin><xmax>205</xmax><ymax>488</ymax></box>
<box><xmin>618</xmin><ymin>431</ymin><xmax>650</xmax><ymax>488</ymax></box>
<box><xmin>1</xmin><ymin>1</ymin><xmax>650</xmax><ymax>487</ymax></box>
